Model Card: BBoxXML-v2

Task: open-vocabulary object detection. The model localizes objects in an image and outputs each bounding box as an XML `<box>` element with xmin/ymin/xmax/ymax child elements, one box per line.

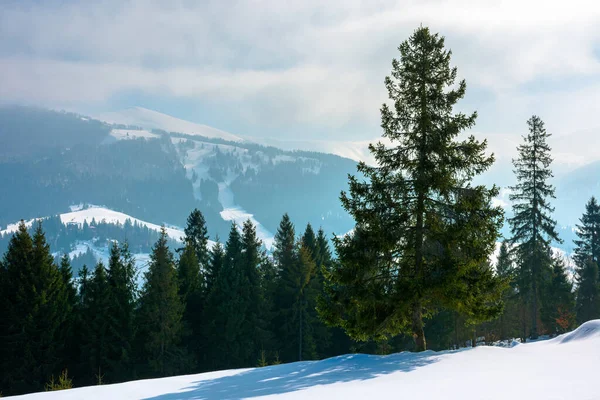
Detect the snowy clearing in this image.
<box><xmin>10</xmin><ymin>320</ymin><xmax>600</xmax><ymax>400</ymax></box>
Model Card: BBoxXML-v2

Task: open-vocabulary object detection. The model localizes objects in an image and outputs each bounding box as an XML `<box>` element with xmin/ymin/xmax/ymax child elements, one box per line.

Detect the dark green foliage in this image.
<box><xmin>79</xmin><ymin>261</ymin><xmax>111</xmax><ymax>385</ymax></box>
<box><xmin>183</xmin><ymin>209</ymin><xmax>210</xmax><ymax>270</ymax></box>
<box><xmin>494</xmin><ymin>242</ymin><xmax>520</xmax><ymax>340</ymax></box>
<box><xmin>509</xmin><ymin>115</ymin><xmax>561</xmax><ymax>339</ymax></box>
<box><xmin>0</xmin><ymin>222</ymin><xmax>70</xmax><ymax>396</ymax></box>
<box><xmin>206</xmin><ymin>239</ymin><xmax>224</xmax><ymax>293</ymax></box>
<box><xmin>320</xmin><ymin>26</ymin><xmax>503</xmax><ymax>352</ymax></box>
<box><xmin>104</xmin><ymin>242</ymin><xmax>137</xmax><ymax>382</ymax></box>
<box><xmin>576</xmin><ymin>260</ymin><xmax>600</xmax><ymax>324</ymax></box>
<box><xmin>573</xmin><ymin>197</ymin><xmax>600</xmax><ymax>271</ymax></box>
<box><xmin>136</xmin><ymin>228</ymin><xmax>186</xmax><ymax>377</ymax></box>
<box><xmin>540</xmin><ymin>255</ymin><xmax>575</xmax><ymax>334</ymax></box>
<box><xmin>203</xmin><ymin>223</ymin><xmax>247</xmax><ymax>370</ymax></box>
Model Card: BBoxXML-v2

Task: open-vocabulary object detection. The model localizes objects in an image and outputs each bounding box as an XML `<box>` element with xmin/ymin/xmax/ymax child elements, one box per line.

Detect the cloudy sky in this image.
<box><xmin>1</xmin><ymin>0</ymin><xmax>600</xmax><ymax>147</ymax></box>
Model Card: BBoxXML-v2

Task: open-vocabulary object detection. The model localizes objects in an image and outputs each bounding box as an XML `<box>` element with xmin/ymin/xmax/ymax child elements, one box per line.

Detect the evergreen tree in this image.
<box><xmin>203</xmin><ymin>223</ymin><xmax>246</xmax><ymax>370</ymax></box>
<box><xmin>136</xmin><ymin>228</ymin><xmax>185</xmax><ymax>377</ymax></box>
<box><xmin>79</xmin><ymin>261</ymin><xmax>110</xmax><ymax>385</ymax></box>
<box><xmin>0</xmin><ymin>222</ymin><xmax>70</xmax><ymax>395</ymax></box>
<box><xmin>57</xmin><ymin>254</ymin><xmax>78</xmax><ymax>377</ymax></box>
<box><xmin>575</xmin><ymin>259</ymin><xmax>600</xmax><ymax>324</ymax></box>
<box><xmin>540</xmin><ymin>254</ymin><xmax>575</xmax><ymax>334</ymax></box>
<box><xmin>320</xmin><ymin>26</ymin><xmax>503</xmax><ymax>351</ymax></box>
<box><xmin>240</xmin><ymin>219</ymin><xmax>267</xmax><ymax>364</ymax></box>
<box><xmin>177</xmin><ymin>239</ymin><xmax>203</xmax><ymax>368</ymax></box>
<box><xmin>183</xmin><ymin>209</ymin><xmax>210</xmax><ymax>270</ymax></box>
<box><xmin>205</xmin><ymin>238</ymin><xmax>224</xmax><ymax>293</ymax></box>
<box><xmin>105</xmin><ymin>241</ymin><xmax>137</xmax><ymax>382</ymax></box>
<box><xmin>509</xmin><ymin>115</ymin><xmax>561</xmax><ymax>339</ymax></box>
<box><xmin>302</xmin><ymin>225</ymin><xmax>331</xmax><ymax>358</ymax></box>
<box><xmin>573</xmin><ymin>197</ymin><xmax>600</xmax><ymax>272</ymax></box>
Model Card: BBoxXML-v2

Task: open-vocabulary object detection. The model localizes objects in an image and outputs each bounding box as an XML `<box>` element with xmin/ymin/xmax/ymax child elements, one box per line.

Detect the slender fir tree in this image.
<box><xmin>573</xmin><ymin>197</ymin><xmax>600</xmax><ymax>270</ymax></box>
<box><xmin>105</xmin><ymin>241</ymin><xmax>137</xmax><ymax>382</ymax></box>
<box><xmin>136</xmin><ymin>228</ymin><xmax>185</xmax><ymax>377</ymax></box>
<box><xmin>205</xmin><ymin>238</ymin><xmax>224</xmax><ymax>293</ymax></box>
<box><xmin>509</xmin><ymin>115</ymin><xmax>561</xmax><ymax>339</ymax></box>
<box><xmin>79</xmin><ymin>261</ymin><xmax>111</xmax><ymax>385</ymax></box>
<box><xmin>203</xmin><ymin>223</ymin><xmax>246</xmax><ymax>370</ymax></box>
<box><xmin>183</xmin><ymin>209</ymin><xmax>210</xmax><ymax>271</ymax></box>
<box><xmin>320</xmin><ymin>26</ymin><xmax>503</xmax><ymax>351</ymax></box>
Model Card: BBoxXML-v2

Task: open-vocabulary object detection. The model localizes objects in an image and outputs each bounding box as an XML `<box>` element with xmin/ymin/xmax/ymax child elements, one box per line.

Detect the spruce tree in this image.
<box><xmin>105</xmin><ymin>241</ymin><xmax>137</xmax><ymax>382</ymax></box>
<box><xmin>205</xmin><ymin>239</ymin><xmax>224</xmax><ymax>293</ymax></box>
<box><xmin>203</xmin><ymin>223</ymin><xmax>246</xmax><ymax>370</ymax></box>
<box><xmin>58</xmin><ymin>254</ymin><xmax>78</xmax><ymax>378</ymax></box>
<box><xmin>183</xmin><ymin>209</ymin><xmax>210</xmax><ymax>270</ymax></box>
<box><xmin>79</xmin><ymin>261</ymin><xmax>110</xmax><ymax>385</ymax></box>
<box><xmin>0</xmin><ymin>222</ymin><xmax>70</xmax><ymax>395</ymax></box>
<box><xmin>240</xmin><ymin>219</ymin><xmax>267</xmax><ymax>364</ymax></box>
<box><xmin>136</xmin><ymin>228</ymin><xmax>185</xmax><ymax>377</ymax></box>
<box><xmin>303</xmin><ymin>225</ymin><xmax>331</xmax><ymax>358</ymax></box>
<box><xmin>509</xmin><ymin>115</ymin><xmax>561</xmax><ymax>339</ymax></box>
<box><xmin>573</xmin><ymin>197</ymin><xmax>600</xmax><ymax>271</ymax></box>
<box><xmin>575</xmin><ymin>259</ymin><xmax>600</xmax><ymax>324</ymax></box>
<box><xmin>320</xmin><ymin>26</ymin><xmax>503</xmax><ymax>351</ymax></box>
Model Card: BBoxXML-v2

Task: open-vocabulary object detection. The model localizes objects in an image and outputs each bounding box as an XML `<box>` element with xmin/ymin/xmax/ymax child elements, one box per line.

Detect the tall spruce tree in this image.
<box><xmin>509</xmin><ymin>115</ymin><xmax>561</xmax><ymax>339</ymax></box>
<box><xmin>240</xmin><ymin>219</ymin><xmax>267</xmax><ymax>364</ymax></box>
<box><xmin>319</xmin><ymin>26</ymin><xmax>503</xmax><ymax>351</ymax></box>
<box><xmin>302</xmin><ymin>224</ymin><xmax>331</xmax><ymax>359</ymax></box>
<box><xmin>79</xmin><ymin>261</ymin><xmax>111</xmax><ymax>385</ymax></box>
<box><xmin>105</xmin><ymin>241</ymin><xmax>137</xmax><ymax>382</ymax></box>
<box><xmin>136</xmin><ymin>228</ymin><xmax>185</xmax><ymax>377</ymax></box>
<box><xmin>203</xmin><ymin>223</ymin><xmax>247</xmax><ymax>370</ymax></box>
<box><xmin>0</xmin><ymin>222</ymin><xmax>70</xmax><ymax>395</ymax></box>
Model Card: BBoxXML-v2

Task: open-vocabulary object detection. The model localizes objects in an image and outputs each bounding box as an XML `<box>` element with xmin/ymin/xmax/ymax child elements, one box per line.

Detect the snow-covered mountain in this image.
<box><xmin>10</xmin><ymin>320</ymin><xmax>600</xmax><ymax>399</ymax></box>
<box><xmin>97</xmin><ymin>107</ymin><xmax>243</xmax><ymax>142</ymax></box>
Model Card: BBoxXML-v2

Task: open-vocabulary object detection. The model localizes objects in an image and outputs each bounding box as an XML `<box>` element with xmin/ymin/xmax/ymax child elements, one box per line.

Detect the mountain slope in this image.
<box><xmin>10</xmin><ymin>320</ymin><xmax>600</xmax><ymax>399</ymax></box>
<box><xmin>97</xmin><ymin>107</ymin><xmax>243</xmax><ymax>142</ymax></box>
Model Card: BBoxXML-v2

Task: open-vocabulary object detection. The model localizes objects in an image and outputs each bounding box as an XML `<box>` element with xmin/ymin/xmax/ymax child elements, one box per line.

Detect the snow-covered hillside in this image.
<box><xmin>10</xmin><ymin>320</ymin><xmax>600</xmax><ymax>399</ymax></box>
<box><xmin>97</xmin><ymin>107</ymin><xmax>242</xmax><ymax>142</ymax></box>
<box><xmin>1</xmin><ymin>205</ymin><xmax>186</xmax><ymax>242</ymax></box>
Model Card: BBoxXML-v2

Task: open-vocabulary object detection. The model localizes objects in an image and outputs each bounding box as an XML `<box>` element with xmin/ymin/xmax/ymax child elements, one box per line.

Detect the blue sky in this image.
<box><xmin>1</xmin><ymin>0</ymin><xmax>600</xmax><ymax>144</ymax></box>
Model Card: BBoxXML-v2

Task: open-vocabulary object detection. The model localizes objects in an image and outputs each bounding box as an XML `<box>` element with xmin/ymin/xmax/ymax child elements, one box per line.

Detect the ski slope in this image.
<box><xmin>10</xmin><ymin>320</ymin><xmax>600</xmax><ymax>400</ymax></box>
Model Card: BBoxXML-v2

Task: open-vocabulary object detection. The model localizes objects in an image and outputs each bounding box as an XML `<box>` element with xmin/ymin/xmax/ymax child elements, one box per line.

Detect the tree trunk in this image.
<box><xmin>412</xmin><ymin>302</ymin><xmax>426</xmax><ymax>352</ymax></box>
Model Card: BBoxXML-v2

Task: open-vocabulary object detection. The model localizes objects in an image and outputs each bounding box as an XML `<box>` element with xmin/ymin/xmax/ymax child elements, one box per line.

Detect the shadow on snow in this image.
<box><xmin>143</xmin><ymin>350</ymin><xmax>448</xmax><ymax>400</ymax></box>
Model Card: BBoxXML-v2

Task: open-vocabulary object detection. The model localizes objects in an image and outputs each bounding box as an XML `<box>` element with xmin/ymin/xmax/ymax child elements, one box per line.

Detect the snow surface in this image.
<box><xmin>97</xmin><ymin>107</ymin><xmax>242</xmax><ymax>142</ymax></box>
<box><xmin>0</xmin><ymin>205</ymin><xmax>185</xmax><ymax>242</ymax></box>
<box><xmin>110</xmin><ymin>128</ymin><xmax>159</xmax><ymax>141</ymax></box>
<box><xmin>10</xmin><ymin>320</ymin><xmax>600</xmax><ymax>400</ymax></box>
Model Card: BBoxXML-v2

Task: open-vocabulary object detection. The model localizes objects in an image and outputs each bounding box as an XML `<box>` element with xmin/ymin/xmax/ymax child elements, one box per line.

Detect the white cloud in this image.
<box><xmin>1</xmin><ymin>0</ymin><xmax>600</xmax><ymax>142</ymax></box>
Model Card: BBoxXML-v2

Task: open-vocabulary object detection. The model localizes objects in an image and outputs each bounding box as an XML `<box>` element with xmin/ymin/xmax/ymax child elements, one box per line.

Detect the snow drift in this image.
<box><xmin>9</xmin><ymin>320</ymin><xmax>600</xmax><ymax>400</ymax></box>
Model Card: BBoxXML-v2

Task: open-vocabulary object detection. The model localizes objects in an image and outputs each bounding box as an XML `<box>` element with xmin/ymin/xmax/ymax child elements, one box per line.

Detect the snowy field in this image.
<box><xmin>9</xmin><ymin>320</ymin><xmax>600</xmax><ymax>400</ymax></box>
